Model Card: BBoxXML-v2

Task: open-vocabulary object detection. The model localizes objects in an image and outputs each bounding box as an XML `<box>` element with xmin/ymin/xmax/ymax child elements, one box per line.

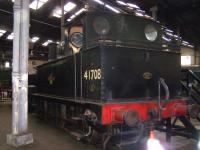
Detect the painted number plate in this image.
<box><xmin>84</xmin><ymin>69</ymin><xmax>101</xmax><ymax>80</ymax></box>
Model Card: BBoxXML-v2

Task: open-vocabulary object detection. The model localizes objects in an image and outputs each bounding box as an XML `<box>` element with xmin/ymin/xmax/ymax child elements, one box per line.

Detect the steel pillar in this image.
<box><xmin>61</xmin><ymin>0</ymin><xmax>66</xmax><ymax>56</ymax></box>
<box><xmin>7</xmin><ymin>0</ymin><xmax>33</xmax><ymax>147</ymax></box>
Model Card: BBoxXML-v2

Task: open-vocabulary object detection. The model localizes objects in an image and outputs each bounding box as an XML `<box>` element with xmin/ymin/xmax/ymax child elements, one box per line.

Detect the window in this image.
<box><xmin>181</xmin><ymin>56</ymin><xmax>192</xmax><ymax>66</ymax></box>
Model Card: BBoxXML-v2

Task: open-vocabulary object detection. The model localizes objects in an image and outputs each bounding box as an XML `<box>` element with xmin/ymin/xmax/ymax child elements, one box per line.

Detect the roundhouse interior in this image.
<box><xmin>0</xmin><ymin>0</ymin><xmax>200</xmax><ymax>150</ymax></box>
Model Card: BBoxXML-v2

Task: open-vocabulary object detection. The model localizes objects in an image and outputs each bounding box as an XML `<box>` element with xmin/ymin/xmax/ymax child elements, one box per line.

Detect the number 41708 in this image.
<box><xmin>84</xmin><ymin>69</ymin><xmax>101</xmax><ymax>80</ymax></box>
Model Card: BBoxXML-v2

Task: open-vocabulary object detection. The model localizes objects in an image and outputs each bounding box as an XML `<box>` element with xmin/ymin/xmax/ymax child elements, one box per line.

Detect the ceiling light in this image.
<box><xmin>127</xmin><ymin>3</ymin><xmax>140</xmax><ymax>9</ymax></box>
<box><xmin>67</xmin><ymin>18</ymin><xmax>72</xmax><ymax>22</ymax></box>
<box><xmin>165</xmin><ymin>28</ymin><xmax>173</xmax><ymax>33</ymax></box>
<box><xmin>93</xmin><ymin>0</ymin><xmax>104</xmax><ymax>5</ymax></box>
<box><xmin>137</xmin><ymin>9</ymin><xmax>145</xmax><ymax>13</ymax></box>
<box><xmin>67</xmin><ymin>8</ymin><xmax>86</xmax><ymax>22</ymax></box>
<box><xmin>29</xmin><ymin>0</ymin><xmax>48</xmax><ymax>10</ymax></box>
<box><xmin>7</xmin><ymin>33</ymin><xmax>14</xmax><ymax>40</ymax></box>
<box><xmin>53</xmin><ymin>8</ymin><xmax>63</xmax><ymax>18</ymax></box>
<box><xmin>31</xmin><ymin>36</ymin><xmax>40</xmax><ymax>43</ymax></box>
<box><xmin>182</xmin><ymin>42</ymin><xmax>188</xmax><ymax>46</ymax></box>
<box><xmin>116</xmin><ymin>0</ymin><xmax>127</xmax><ymax>6</ymax></box>
<box><xmin>162</xmin><ymin>36</ymin><xmax>171</xmax><ymax>42</ymax></box>
<box><xmin>75</xmin><ymin>8</ymin><xmax>86</xmax><ymax>16</ymax></box>
<box><xmin>0</xmin><ymin>29</ymin><xmax>6</xmax><ymax>34</ymax></box>
<box><xmin>40</xmin><ymin>0</ymin><xmax>48</xmax><ymax>2</ymax></box>
<box><xmin>67</xmin><ymin>15</ymin><xmax>76</xmax><ymax>22</ymax></box>
<box><xmin>135</xmin><ymin>12</ymin><xmax>143</xmax><ymax>17</ymax></box>
<box><xmin>188</xmin><ymin>45</ymin><xmax>194</xmax><ymax>48</ymax></box>
<box><xmin>0</xmin><ymin>29</ymin><xmax>6</xmax><ymax>37</ymax></box>
<box><xmin>5</xmin><ymin>61</ymin><xmax>10</xmax><ymax>68</ymax></box>
<box><xmin>70</xmin><ymin>15</ymin><xmax>76</xmax><ymax>19</ymax></box>
<box><xmin>144</xmin><ymin>15</ymin><xmax>151</xmax><ymax>19</ymax></box>
<box><xmin>182</xmin><ymin>41</ymin><xmax>189</xmax><ymax>44</ymax></box>
<box><xmin>105</xmin><ymin>5</ymin><xmax>120</xmax><ymax>13</ymax></box>
<box><xmin>166</xmin><ymin>32</ymin><xmax>173</xmax><ymax>37</ymax></box>
<box><xmin>64</xmin><ymin>2</ymin><xmax>76</xmax><ymax>12</ymax></box>
<box><xmin>162</xmin><ymin>44</ymin><xmax>168</xmax><ymax>48</ymax></box>
<box><xmin>173</xmin><ymin>35</ymin><xmax>179</xmax><ymax>38</ymax></box>
<box><xmin>92</xmin><ymin>0</ymin><xmax>121</xmax><ymax>14</ymax></box>
<box><xmin>0</xmin><ymin>33</ymin><xmax>4</xmax><ymax>37</ymax></box>
<box><xmin>42</xmin><ymin>40</ymin><xmax>52</xmax><ymax>46</ymax></box>
<box><xmin>53</xmin><ymin>2</ymin><xmax>77</xmax><ymax>18</ymax></box>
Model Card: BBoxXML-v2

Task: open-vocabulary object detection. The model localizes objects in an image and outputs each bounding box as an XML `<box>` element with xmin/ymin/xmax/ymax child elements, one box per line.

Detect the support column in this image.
<box><xmin>61</xmin><ymin>0</ymin><xmax>65</xmax><ymax>43</ymax></box>
<box><xmin>7</xmin><ymin>0</ymin><xmax>33</xmax><ymax>147</ymax></box>
<box><xmin>61</xmin><ymin>0</ymin><xmax>66</xmax><ymax>56</ymax></box>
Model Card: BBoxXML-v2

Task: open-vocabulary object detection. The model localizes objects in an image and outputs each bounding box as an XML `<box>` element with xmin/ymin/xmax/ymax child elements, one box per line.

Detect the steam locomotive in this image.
<box><xmin>31</xmin><ymin>11</ymin><xmax>194</xmax><ymax>149</ymax></box>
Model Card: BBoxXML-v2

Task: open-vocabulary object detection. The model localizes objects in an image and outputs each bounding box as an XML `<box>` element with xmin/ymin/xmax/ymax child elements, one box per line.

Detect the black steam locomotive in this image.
<box><xmin>31</xmin><ymin>11</ymin><xmax>191</xmax><ymax>149</ymax></box>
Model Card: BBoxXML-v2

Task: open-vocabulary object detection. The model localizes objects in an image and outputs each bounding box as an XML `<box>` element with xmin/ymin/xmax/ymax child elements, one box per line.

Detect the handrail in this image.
<box><xmin>181</xmin><ymin>82</ymin><xmax>200</xmax><ymax>105</ymax></box>
<box><xmin>188</xmin><ymin>70</ymin><xmax>200</xmax><ymax>83</ymax></box>
<box><xmin>192</xmin><ymin>85</ymin><xmax>200</xmax><ymax>97</ymax></box>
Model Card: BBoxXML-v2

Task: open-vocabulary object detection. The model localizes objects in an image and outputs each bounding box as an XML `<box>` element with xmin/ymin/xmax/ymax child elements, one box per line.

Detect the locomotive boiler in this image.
<box><xmin>31</xmin><ymin>11</ymin><xmax>195</xmax><ymax>149</ymax></box>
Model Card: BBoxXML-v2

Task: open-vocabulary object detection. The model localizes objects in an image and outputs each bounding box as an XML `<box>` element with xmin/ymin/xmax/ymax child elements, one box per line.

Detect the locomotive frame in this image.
<box><xmin>31</xmin><ymin>11</ymin><xmax>199</xmax><ymax>149</ymax></box>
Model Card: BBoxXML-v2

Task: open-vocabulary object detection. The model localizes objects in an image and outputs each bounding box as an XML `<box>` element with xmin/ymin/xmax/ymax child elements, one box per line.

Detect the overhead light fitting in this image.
<box><xmin>135</xmin><ymin>12</ymin><xmax>143</xmax><ymax>17</ymax></box>
<box><xmin>75</xmin><ymin>8</ymin><xmax>86</xmax><ymax>16</ymax></box>
<box><xmin>188</xmin><ymin>45</ymin><xmax>194</xmax><ymax>48</ymax></box>
<box><xmin>29</xmin><ymin>0</ymin><xmax>49</xmax><ymax>10</ymax></box>
<box><xmin>0</xmin><ymin>29</ymin><xmax>6</xmax><ymax>34</ymax></box>
<box><xmin>93</xmin><ymin>0</ymin><xmax>104</xmax><ymax>5</ymax></box>
<box><xmin>105</xmin><ymin>4</ymin><xmax>120</xmax><ymax>13</ymax></box>
<box><xmin>127</xmin><ymin>3</ymin><xmax>140</xmax><ymax>9</ymax></box>
<box><xmin>165</xmin><ymin>29</ymin><xmax>173</xmax><ymax>33</ymax></box>
<box><xmin>162</xmin><ymin>36</ymin><xmax>172</xmax><ymax>42</ymax></box>
<box><xmin>53</xmin><ymin>2</ymin><xmax>77</xmax><ymax>18</ymax></box>
<box><xmin>182</xmin><ymin>40</ymin><xmax>189</xmax><ymax>44</ymax></box>
<box><xmin>92</xmin><ymin>0</ymin><xmax>120</xmax><ymax>13</ymax></box>
<box><xmin>64</xmin><ymin>2</ymin><xmax>77</xmax><ymax>12</ymax></box>
<box><xmin>53</xmin><ymin>9</ymin><xmax>62</xmax><ymax>18</ymax></box>
<box><xmin>67</xmin><ymin>8</ymin><xmax>86</xmax><ymax>22</ymax></box>
<box><xmin>5</xmin><ymin>61</ymin><xmax>10</xmax><ymax>68</ymax></box>
<box><xmin>7</xmin><ymin>32</ymin><xmax>14</xmax><ymax>40</ymax></box>
<box><xmin>42</xmin><ymin>40</ymin><xmax>52</xmax><ymax>46</ymax></box>
<box><xmin>116</xmin><ymin>0</ymin><xmax>127</xmax><ymax>6</ymax></box>
<box><xmin>166</xmin><ymin>32</ymin><xmax>174</xmax><ymax>37</ymax></box>
<box><xmin>31</xmin><ymin>36</ymin><xmax>40</xmax><ymax>43</ymax></box>
<box><xmin>0</xmin><ymin>29</ymin><xmax>6</xmax><ymax>37</ymax></box>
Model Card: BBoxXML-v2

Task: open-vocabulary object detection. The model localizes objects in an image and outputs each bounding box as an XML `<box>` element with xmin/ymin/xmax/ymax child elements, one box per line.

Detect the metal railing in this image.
<box><xmin>181</xmin><ymin>69</ymin><xmax>200</xmax><ymax>104</ymax></box>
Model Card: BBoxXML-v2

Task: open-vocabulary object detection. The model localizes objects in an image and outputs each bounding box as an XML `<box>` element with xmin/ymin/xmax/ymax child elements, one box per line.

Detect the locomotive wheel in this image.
<box><xmin>88</xmin><ymin>129</ymin><xmax>102</xmax><ymax>145</ymax></box>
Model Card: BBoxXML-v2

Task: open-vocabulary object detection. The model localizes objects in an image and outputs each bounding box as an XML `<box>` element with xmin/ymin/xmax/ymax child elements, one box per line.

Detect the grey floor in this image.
<box><xmin>0</xmin><ymin>103</ymin><xmax>199</xmax><ymax>150</ymax></box>
<box><xmin>0</xmin><ymin>103</ymin><xmax>96</xmax><ymax>150</ymax></box>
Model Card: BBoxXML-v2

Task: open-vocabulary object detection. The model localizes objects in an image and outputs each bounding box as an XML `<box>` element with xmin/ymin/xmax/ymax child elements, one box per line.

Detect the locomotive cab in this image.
<box><xmin>81</xmin><ymin>12</ymin><xmax>181</xmax><ymax>100</ymax></box>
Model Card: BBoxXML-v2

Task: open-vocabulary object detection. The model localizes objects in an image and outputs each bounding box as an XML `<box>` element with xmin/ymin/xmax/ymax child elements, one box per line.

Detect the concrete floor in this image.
<box><xmin>0</xmin><ymin>103</ymin><xmax>199</xmax><ymax>150</ymax></box>
<box><xmin>0</xmin><ymin>103</ymin><xmax>96</xmax><ymax>150</ymax></box>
